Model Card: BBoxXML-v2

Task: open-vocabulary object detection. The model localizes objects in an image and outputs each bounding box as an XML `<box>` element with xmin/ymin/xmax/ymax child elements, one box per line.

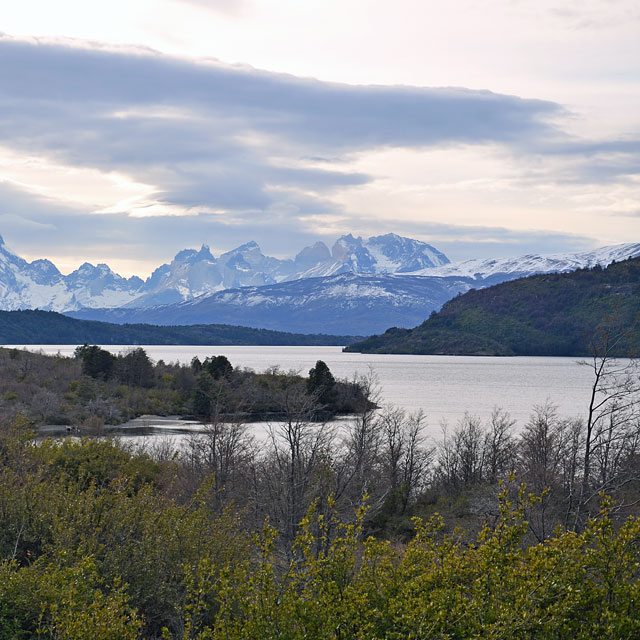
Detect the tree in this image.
<box><xmin>117</xmin><ymin>348</ymin><xmax>154</xmax><ymax>387</ymax></box>
<box><xmin>377</xmin><ymin>406</ymin><xmax>432</xmax><ymax>517</ymax></box>
<box><xmin>436</xmin><ymin>413</ymin><xmax>486</xmax><ymax>492</ymax></box>
<box><xmin>203</xmin><ymin>355</ymin><xmax>233</xmax><ymax>380</ymax></box>
<box><xmin>307</xmin><ymin>360</ymin><xmax>337</xmax><ymax>408</ymax></box>
<box><xmin>74</xmin><ymin>344</ymin><xmax>115</xmax><ymax>380</ymax></box>
<box><xmin>518</xmin><ymin>403</ymin><xmax>567</xmax><ymax>540</ymax></box>
<box><xmin>573</xmin><ymin>321</ymin><xmax>640</xmax><ymax>528</ymax></box>
<box><xmin>334</xmin><ymin>370</ymin><xmax>382</xmax><ymax>507</ymax></box>
<box><xmin>255</xmin><ymin>379</ymin><xmax>334</xmax><ymax>553</ymax></box>
<box><xmin>482</xmin><ymin>407</ymin><xmax>516</xmax><ymax>484</ymax></box>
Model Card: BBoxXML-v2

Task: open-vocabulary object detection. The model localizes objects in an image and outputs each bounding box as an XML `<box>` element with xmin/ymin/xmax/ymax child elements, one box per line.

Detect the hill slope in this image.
<box><xmin>0</xmin><ymin>310</ymin><xmax>360</xmax><ymax>346</ymax></box>
<box><xmin>345</xmin><ymin>258</ymin><xmax>640</xmax><ymax>356</ymax></box>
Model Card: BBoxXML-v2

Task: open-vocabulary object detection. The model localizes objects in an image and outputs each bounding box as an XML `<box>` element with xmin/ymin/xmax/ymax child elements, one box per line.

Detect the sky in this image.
<box><xmin>1</xmin><ymin>0</ymin><xmax>639</xmax><ymax>276</ymax></box>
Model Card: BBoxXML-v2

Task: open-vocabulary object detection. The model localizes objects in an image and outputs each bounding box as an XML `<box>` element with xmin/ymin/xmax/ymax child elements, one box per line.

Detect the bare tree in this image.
<box><xmin>483</xmin><ymin>407</ymin><xmax>516</xmax><ymax>484</ymax></box>
<box><xmin>334</xmin><ymin>370</ymin><xmax>382</xmax><ymax>507</ymax></box>
<box><xmin>518</xmin><ymin>403</ymin><xmax>566</xmax><ymax>540</ymax></box>
<box><xmin>254</xmin><ymin>379</ymin><xmax>335</xmax><ymax>553</ymax></box>
<box><xmin>397</xmin><ymin>409</ymin><xmax>433</xmax><ymax>513</ymax></box>
<box><xmin>573</xmin><ymin>324</ymin><xmax>640</xmax><ymax>527</ymax></box>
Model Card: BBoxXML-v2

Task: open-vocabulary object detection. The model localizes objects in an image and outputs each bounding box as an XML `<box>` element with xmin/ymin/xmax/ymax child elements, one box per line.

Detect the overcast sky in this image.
<box><xmin>1</xmin><ymin>0</ymin><xmax>639</xmax><ymax>276</ymax></box>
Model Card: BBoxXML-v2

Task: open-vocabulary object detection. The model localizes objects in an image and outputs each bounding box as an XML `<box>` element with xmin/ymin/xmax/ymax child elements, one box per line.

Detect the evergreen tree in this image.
<box><xmin>307</xmin><ymin>360</ymin><xmax>337</xmax><ymax>407</ymax></box>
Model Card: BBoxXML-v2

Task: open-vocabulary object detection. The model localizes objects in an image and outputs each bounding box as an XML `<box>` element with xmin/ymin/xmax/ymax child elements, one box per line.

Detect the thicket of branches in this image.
<box><xmin>2</xmin><ymin>420</ymin><xmax>640</xmax><ymax>639</ymax></box>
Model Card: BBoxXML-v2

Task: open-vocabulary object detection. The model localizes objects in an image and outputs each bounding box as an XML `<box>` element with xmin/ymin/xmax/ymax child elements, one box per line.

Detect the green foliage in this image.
<box><xmin>33</xmin><ymin>438</ymin><xmax>162</xmax><ymax>490</ymax></box>
<box><xmin>2</xmin><ymin>425</ymin><xmax>640</xmax><ymax>639</ymax></box>
<box><xmin>181</xmin><ymin>491</ymin><xmax>640</xmax><ymax>640</ymax></box>
<box><xmin>0</xmin><ymin>433</ymin><xmax>248</xmax><ymax>639</ymax></box>
<box><xmin>0</xmin><ymin>557</ymin><xmax>142</xmax><ymax>640</ymax></box>
<box><xmin>117</xmin><ymin>347</ymin><xmax>155</xmax><ymax>388</ymax></box>
<box><xmin>0</xmin><ymin>347</ymin><xmax>369</xmax><ymax>428</ymax></box>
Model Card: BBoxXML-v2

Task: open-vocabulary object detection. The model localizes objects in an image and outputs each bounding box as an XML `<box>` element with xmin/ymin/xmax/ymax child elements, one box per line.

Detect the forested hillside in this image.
<box><xmin>346</xmin><ymin>257</ymin><xmax>640</xmax><ymax>356</ymax></box>
<box><xmin>0</xmin><ymin>310</ymin><xmax>359</xmax><ymax>345</ymax></box>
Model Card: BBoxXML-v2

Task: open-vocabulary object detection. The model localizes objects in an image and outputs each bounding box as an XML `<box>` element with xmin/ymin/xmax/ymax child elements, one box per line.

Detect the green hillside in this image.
<box><xmin>345</xmin><ymin>257</ymin><xmax>640</xmax><ymax>356</ymax></box>
<box><xmin>0</xmin><ymin>310</ymin><xmax>359</xmax><ymax>346</ymax></box>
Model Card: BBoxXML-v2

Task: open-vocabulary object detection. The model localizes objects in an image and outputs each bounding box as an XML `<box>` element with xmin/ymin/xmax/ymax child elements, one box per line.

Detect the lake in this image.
<box><xmin>17</xmin><ymin>345</ymin><xmax>599</xmax><ymax>437</ymax></box>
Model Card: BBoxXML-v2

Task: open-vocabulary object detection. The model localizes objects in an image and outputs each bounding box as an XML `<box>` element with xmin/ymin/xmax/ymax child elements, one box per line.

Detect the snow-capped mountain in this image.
<box><xmin>412</xmin><ymin>243</ymin><xmax>640</xmax><ymax>280</ymax></box>
<box><xmin>68</xmin><ymin>272</ymin><xmax>476</xmax><ymax>336</ymax></box>
<box><xmin>126</xmin><ymin>241</ymin><xmax>299</xmax><ymax>308</ymax></box>
<box><xmin>288</xmin><ymin>233</ymin><xmax>450</xmax><ymax>280</ymax></box>
<box><xmin>69</xmin><ymin>241</ymin><xmax>640</xmax><ymax>335</ymax></box>
<box><xmin>0</xmin><ymin>233</ymin><xmax>451</xmax><ymax>312</ymax></box>
<box><xmin>127</xmin><ymin>245</ymin><xmax>224</xmax><ymax>308</ymax></box>
<box><xmin>3</xmin><ymin>231</ymin><xmax>640</xmax><ymax>334</ymax></box>
<box><xmin>0</xmin><ymin>235</ymin><xmax>143</xmax><ymax>311</ymax></box>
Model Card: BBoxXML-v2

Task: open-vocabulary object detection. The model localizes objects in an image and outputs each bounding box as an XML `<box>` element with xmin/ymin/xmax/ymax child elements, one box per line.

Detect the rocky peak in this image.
<box><xmin>294</xmin><ymin>241</ymin><xmax>331</xmax><ymax>269</ymax></box>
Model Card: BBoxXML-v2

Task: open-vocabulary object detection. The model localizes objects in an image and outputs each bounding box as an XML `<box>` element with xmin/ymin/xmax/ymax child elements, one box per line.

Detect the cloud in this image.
<box><xmin>0</xmin><ymin>180</ymin><xmax>345</xmax><ymax>273</ymax></box>
<box><xmin>0</xmin><ymin>35</ymin><xmax>637</xmax><ymax>269</ymax></box>
<box><xmin>0</xmin><ymin>179</ymin><xmax>600</xmax><ymax>277</ymax></box>
<box><xmin>175</xmin><ymin>0</ymin><xmax>248</xmax><ymax>16</ymax></box>
<box><xmin>0</xmin><ymin>213</ymin><xmax>55</xmax><ymax>231</ymax></box>
<box><xmin>0</xmin><ymin>36</ymin><xmax>564</xmax><ymax>218</ymax></box>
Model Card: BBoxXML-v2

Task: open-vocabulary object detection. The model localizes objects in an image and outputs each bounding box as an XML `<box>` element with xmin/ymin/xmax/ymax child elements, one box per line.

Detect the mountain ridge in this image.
<box><xmin>413</xmin><ymin>243</ymin><xmax>640</xmax><ymax>279</ymax></box>
<box><xmin>67</xmin><ymin>272</ymin><xmax>476</xmax><ymax>336</ymax></box>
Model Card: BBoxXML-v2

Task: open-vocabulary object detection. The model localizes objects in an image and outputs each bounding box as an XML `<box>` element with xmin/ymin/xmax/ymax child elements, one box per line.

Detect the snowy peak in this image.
<box><xmin>331</xmin><ymin>234</ymin><xmax>377</xmax><ymax>272</ymax></box>
<box><xmin>4</xmin><ymin>230</ymin><xmax>637</xmax><ymax>320</ymax></box>
<box><xmin>367</xmin><ymin>233</ymin><xmax>450</xmax><ymax>272</ymax></box>
<box><xmin>219</xmin><ymin>240</ymin><xmax>263</xmax><ymax>264</ymax></box>
<box><xmin>132</xmin><ymin>240</ymin><xmax>297</xmax><ymax>307</ymax></box>
<box><xmin>65</xmin><ymin>262</ymin><xmax>133</xmax><ymax>288</ymax></box>
<box><xmin>173</xmin><ymin>244</ymin><xmax>216</xmax><ymax>266</ymax></box>
<box><xmin>288</xmin><ymin>233</ymin><xmax>451</xmax><ymax>279</ymax></box>
<box><xmin>228</xmin><ymin>240</ymin><xmax>259</xmax><ymax>252</ymax></box>
<box><xmin>218</xmin><ymin>241</ymin><xmax>285</xmax><ymax>273</ymax></box>
<box><xmin>27</xmin><ymin>259</ymin><xmax>62</xmax><ymax>285</ymax></box>
<box><xmin>138</xmin><ymin>244</ymin><xmax>224</xmax><ymax>306</ymax></box>
<box><xmin>1</xmin><ymin>231</ymin><xmax>452</xmax><ymax>313</ymax></box>
<box><xmin>413</xmin><ymin>243</ymin><xmax>640</xmax><ymax>279</ymax></box>
<box><xmin>331</xmin><ymin>234</ymin><xmax>363</xmax><ymax>260</ymax></box>
<box><xmin>0</xmin><ymin>237</ymin><xmax>142</xmax><ymax>312</ymax></box>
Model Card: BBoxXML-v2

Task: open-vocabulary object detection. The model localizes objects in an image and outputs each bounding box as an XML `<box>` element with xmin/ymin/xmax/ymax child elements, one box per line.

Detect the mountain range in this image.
<box><xmin>0</xmin><ymin>233</ymin><xmax>448</xmax><ymax>312</ymax></box>
<box><xmin>2</xmin><ymin>233</ymin><xmax>640</xmax><ymax>336</ymax></box>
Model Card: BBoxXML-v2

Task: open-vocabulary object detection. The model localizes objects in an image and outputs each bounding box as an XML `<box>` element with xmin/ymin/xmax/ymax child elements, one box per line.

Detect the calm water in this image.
<box><xmin>18</xmin><ymin>345</ymin><xmax>598</xmax><ymax>436</ymax></box>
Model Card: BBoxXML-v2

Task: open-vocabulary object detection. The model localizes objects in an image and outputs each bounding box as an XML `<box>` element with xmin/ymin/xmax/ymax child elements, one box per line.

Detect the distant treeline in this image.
<box><xmin>346</xmin><ymin>257</ymin><xmax>640</xmax><ymax>355</ymax></box>
<box><xmin>0</xmin><ymin>309</ymin><xmax>361</xmax><ymax>346</ymax></box>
